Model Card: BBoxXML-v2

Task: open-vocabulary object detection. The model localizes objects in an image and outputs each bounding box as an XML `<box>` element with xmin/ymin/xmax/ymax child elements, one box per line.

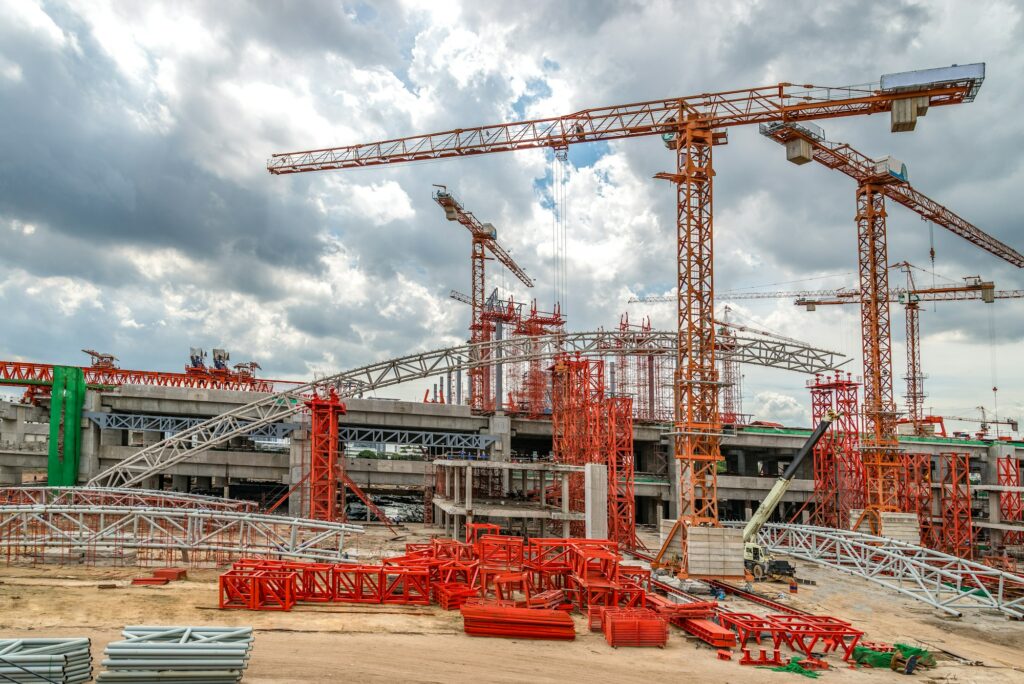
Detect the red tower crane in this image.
<box><xmin>760</xmin><ymin>120</ymin><xmax>1023</xmax><ymax>534</ymax></box>
<box><xmin>270</xmin><ymin>64</ymin><xmax>987</xmax><ymax>573</ymax></box>
<box><xmin>433</xmin><ymin>186</ymin><xmax>534</xmax><ymax>412</ymax></box>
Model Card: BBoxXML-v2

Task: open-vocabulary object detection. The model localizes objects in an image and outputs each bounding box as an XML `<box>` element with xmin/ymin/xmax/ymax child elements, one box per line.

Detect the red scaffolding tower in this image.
<box><xmin>805</xmin><ymin>372</ymin><xmax>863</xmax><ymax>528</ymax></box>
<box><xmin>939</xmin><ymin>452</ymin><xmax>973</xmax><ymax>559</ymax></box>
<box><xmin>997</xmin><ymin>456</ymin><xmax>1022</xmax><ymax>545</ymax></box>
<box><xmin>306</xmin><ymin>391</ymin><xmax>345</xmax><ymax>521</ymax></box>
<box><xmin>900</xmin><ymin>453</ymin><xmax>935</xmax><ymax>547</ymax></box>
<box><xmin>551</xmin><ymin>354</ymin><xmax>638</xmax><ymax>549</ymax></box>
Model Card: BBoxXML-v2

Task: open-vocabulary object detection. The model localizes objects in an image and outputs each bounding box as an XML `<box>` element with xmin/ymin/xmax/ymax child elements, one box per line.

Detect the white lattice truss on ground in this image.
<box><xmin>0</xmin><ymin>505</ymin><xmax>363</xmax><ymax>565</ymax></box>
<box><xmin>757</xmin><ymin>523</ymin><xmax>1024</xmax><ymax>619</ymax></box>
<box><xmin>87</xmin><ymin>330</ymin><xmax>846</xmax><ymax>489</ymax></box>
<box><xmin>0</xmin><ymin>487</ymin><xmax>255</xmax><ymax>512</ymax></box>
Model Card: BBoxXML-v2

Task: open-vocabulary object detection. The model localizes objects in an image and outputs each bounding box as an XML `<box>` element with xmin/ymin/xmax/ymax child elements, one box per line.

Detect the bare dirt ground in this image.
<box><xmin>1</xmin><ymin>524</ymin><xmax>1022</xmax><ymax>683</ymax></box>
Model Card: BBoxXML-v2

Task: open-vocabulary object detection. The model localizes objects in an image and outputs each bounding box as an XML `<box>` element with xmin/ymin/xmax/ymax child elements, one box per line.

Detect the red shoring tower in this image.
<box><xmin>806</xmin><ymin>372</ymin><xmax>863</xmax><ymax>528</ymax></box>
<box><xmin>939</xmin><ymin>452</ymin><xmax>974</xmax><ymax>559</ymax></box>
<box><xmin>306</xmin><ymin>390</ymin><xmax>346</xmax><ymax>521</ymax></box>
<box><xmin>513</xmin><ymin>300</ymin><xmax>564</xmax><ymax>418</ymax></box>
<box><xmin>607</xmin><ymin>395</ymin><xmax>640</xmax><ymax>549</ymax></box>
<box><xmin>997</xmin><ymin>456</ymin><xmax>1023</xmax><ymax>545</ymax></box>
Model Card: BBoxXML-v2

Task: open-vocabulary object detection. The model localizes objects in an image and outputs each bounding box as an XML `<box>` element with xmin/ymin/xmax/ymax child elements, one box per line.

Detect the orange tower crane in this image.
<box><xmin>270</xmin><ymin>64</ymin><xmax>987</xmax><ymax>573</ymax></box>
<box><xmin>760</xmin><ymin>120</ymin><xmax>1023</xmax><ymax>533</ymax></box>
<box><xmin>433</xmin><ymin>186</ymin><xmax>534</xmax><ymax>412</ymax></box>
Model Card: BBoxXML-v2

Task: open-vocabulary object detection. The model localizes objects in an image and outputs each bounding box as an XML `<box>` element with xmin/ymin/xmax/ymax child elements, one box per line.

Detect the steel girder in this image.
<box><xmin>84</xmin><ymin>411</ymin><xmax>299</xmax><ymax>439</ymax></box>
<box><xmin>755</xmin><ymin>523</ymin><xmax>1024</xmax><ymax>619</ymax></box>
<box><xmin>87</xmin><ymin>331</ymin><xmax>846</xmax><ymax>489</ymax></box>
<box><xmin>84</xmin><ymin>412</ymin><xmax>496</xmax><ymax>453</ymax></box>
<box><xmin>0</xmin><ymin>504</ymin><xmax>362</xmax><ymax>563</ymax></box>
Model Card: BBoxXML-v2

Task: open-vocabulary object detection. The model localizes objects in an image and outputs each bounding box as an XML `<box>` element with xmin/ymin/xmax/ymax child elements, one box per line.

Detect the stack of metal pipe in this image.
<box><xmin>0</xmin><ymin>638</ymin><xmax>93</xmax><ymax>683</ymax></box>
<box><xmin>96</xmin><ymin>626</ymin><xmax>253</xmax><ymax>683</ymax></box>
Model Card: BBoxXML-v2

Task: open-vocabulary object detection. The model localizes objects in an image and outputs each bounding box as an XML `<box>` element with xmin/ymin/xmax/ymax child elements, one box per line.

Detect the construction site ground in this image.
<box><xmin>1</xmin><ymin>524</ymin><xmax>1021</xmax><ymax>683</ymax></box>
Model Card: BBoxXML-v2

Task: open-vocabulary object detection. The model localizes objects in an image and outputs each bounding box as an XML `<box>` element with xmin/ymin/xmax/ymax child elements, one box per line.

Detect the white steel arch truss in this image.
<box><xmin>0</xmin><ymin>505</ymin><xmax>362</xmax><ymax>565</ymax></box>
<box><xmin>88</xmin><ymin>330</ymin><xmax>846</xmax><ymax>489</ymax></box>
<box><xmin>757</xmin><ymin>523</ymin><xmax>1024</xmax><ymax>619</ymax></box>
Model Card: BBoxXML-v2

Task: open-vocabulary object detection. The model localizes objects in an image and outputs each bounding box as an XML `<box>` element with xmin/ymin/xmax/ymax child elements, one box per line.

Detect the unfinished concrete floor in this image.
<box><xmin>0</xmin><ymin>525</ymin><xmax>1021</xmax><ymax>683</ymax></box>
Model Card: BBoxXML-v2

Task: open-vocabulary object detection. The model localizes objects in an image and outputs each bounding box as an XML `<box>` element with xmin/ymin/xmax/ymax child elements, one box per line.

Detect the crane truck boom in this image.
<box><xmin>741</xmin><ymin>411</ymin><xmax>837</xmax><ymax>579</ymax></box>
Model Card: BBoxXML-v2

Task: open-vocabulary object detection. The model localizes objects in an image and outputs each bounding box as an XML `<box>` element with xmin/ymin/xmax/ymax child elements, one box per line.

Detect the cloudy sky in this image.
<box><xmin>1</xmin><ymin>0</ymin><xmax>1022</xmax><ymax>430</ymax></box>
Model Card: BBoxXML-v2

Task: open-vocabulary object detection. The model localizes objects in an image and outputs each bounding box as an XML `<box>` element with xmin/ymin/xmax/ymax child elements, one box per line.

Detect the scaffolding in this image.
<box><xmin>615</xmin><ymin>314</ymin><xmax>673</xmax><ymax>422</ymax></box>
<box><xmin>900</xmin><ymin>453</ymin><xmax>936</xmax><ymax>547</ymax></box>
<box><xmin>939</xmin><ymin>452</ymin><xmax>974</xmax><ymax>559</ymax></box>
<box><xmin>806</xmin><ymin>372</ymin><xmax>863</xmax><ymax>528</ymax></box>
<box><xmin>551</xmin><ymin>354</ymin><xmax>638</xmax><ymax>548</ymax></box>
<box><xmin>997</xmin><ymin>456</ymin><xmax>1023</xmax><ymax>545</ymax></box>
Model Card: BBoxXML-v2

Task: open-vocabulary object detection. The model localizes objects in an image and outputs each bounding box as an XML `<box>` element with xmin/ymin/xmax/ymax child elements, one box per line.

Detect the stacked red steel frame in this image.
<box><xmin>217</xmin><ymin>530</ymin><xmax>869</xmax><ymax>663</ymax></box>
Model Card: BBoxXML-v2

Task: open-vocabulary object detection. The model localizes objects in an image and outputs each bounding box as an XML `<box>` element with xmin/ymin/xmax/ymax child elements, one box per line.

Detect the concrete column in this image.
<box><xmin>561</xmin><ymin>474</ymin><xmax>570</xmax><ymax>537</ymax></box>
<box><xmin>494</xmin><ymin>321</ymin><xmax>503</xmax><ymax>411</ymax></box>
<box><xmin>584</xmin><ymin>463</ymin><xmax>609</xmax><ymax>539</ymax></box>
<box><xmin>445</xmin><ymin>465</ymin><xmax>452</xmax><ymax>500</ymax></box>
<box><xmin>735</xmin><ymin>450</ymin><xmax>747</xmax><ymax>476</ymax></box>
<box><xmin>213</xmin><ymin>476</ymin><xmax>229</xmax><ymax>498</ymax></box>
<box><xmin>0</xmin><ymin>467</ymin><xmax>21</xmax><ymax>485</ymax></box>
<box><xmin>288</xmin><ymin>426</ymin><xmax>309</xmax><ymax>517</ymax></box>
<box><xmin>171</xmin><ymin>475</ymin><xmax>190</xmax><ymax>492</ymax></box>
<box><xmin>539</xmin><ymin>471</ymin><xmax>547</xmax><ymax>507</ymax></box>
<box><xmin>488</xmin><ymin>415</ymin><xmax>512</xmax><ymax>462</ymax></box>
<box><xmin>454</xmin><ymin>467</ymin><xmax>461</xmax><ymax>506</ymax></box>
<box><xmin>78</xmin><ymin>391</ymin><xmax>102</xmax><ymax>482</ymax></box>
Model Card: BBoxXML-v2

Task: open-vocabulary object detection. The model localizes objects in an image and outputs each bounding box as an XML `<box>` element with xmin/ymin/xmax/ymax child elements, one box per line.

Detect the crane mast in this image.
<box><xmin>271</xmin><ymin>64</ymin><xmax>986</xmax><ymax>574</ymax></box>
<box><xmin>433</xmin><ymin>187</ymin><xmax>533</xmax><ymax>412</ymax></box>
<box><xmin>760</xmin><ymin>120</ymin><xmax>1021</xmax><ymax>532</ymax></box>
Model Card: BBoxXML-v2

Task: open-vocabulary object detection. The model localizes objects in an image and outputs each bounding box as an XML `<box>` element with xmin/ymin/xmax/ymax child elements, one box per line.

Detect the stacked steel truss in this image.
<box><xmin>551</xmin><ymin>354</ymin><xmax>638</xmax><ymax>548</ymax></box>
<box><xmin>0</xmin><ymin>505</ymin><xmax>362</xmax><ymax>565</ymax></box>
<box><xmin>997</xmin><ymin>456</ymin><xmax>1023</xmax><ymax>545</ymax></box>
<box><xmin>939</xmin><ymin>452</ymin><xmax>974</xmax><ymax>559</ymax></box>
<box><xmin>756</xmin><ymin>522</ymin><xmax>1024</xmax><ymax>619</ymax></box>
<box><xmin>805</xmin><ymin>373</ymin><xmax>863</xmax><ymax>528</ymax></box>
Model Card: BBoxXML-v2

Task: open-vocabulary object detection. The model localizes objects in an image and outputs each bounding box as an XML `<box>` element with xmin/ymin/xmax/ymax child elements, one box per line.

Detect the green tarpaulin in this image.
<box><xmin>47</xmin><ymin>366</ymin><xmax>85</xmax><ymax>486</ymax></box>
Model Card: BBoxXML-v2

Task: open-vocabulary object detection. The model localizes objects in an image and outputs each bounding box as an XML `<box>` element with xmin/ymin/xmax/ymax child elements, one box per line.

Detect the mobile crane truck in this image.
<box><xmin>741</xmin><ymin>411</ymin><xmax>837</xmax><ymax>580</ymax></box>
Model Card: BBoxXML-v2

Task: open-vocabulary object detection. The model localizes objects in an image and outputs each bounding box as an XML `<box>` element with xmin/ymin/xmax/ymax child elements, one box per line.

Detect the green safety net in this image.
<box><xmin>758</xmin><ymin>657</ymin><xmax>821</xmax><ymax>679</ymax></box>
<box><xmin>852</xmin><ymin>643</ymin><xmax>936</xmax><ymax>670</ymax></box>
<box><xmin>47</xmin><ymin>366</ymin><xmax>86</xmax><ymax>486</ymax></box>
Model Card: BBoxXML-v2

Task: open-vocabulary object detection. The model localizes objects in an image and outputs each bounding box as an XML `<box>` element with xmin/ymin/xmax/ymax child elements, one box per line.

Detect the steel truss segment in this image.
<box><xmin>757</xmin><ymin>523</ymin><xmax>1024</xmax><ymax>619</ymax></box>
<box><xmin>0</xmin><ymin>486</ymin><xmax>255</xmax><ymax>511</ymax></box>
<box><xmin>88</xmin><ymin>331</ymin><xmax>845</xmax><ymax>489</ymax></box>
<box><xmin>0</xmin><ymin>505</ymin><xmax>362</xmax><ymax>564</ymax></box>
<box><xmin>84</xmin><ymin>411</ymin><xmax>299</xmax><ymax>439</ymax></box>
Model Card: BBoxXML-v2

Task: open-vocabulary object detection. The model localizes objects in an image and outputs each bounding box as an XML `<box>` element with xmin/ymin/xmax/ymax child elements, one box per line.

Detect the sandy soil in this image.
<box><xmin>1</xmin><ymin>526</ymin><xmax>1022</xmax><ymax>683</ymax></box>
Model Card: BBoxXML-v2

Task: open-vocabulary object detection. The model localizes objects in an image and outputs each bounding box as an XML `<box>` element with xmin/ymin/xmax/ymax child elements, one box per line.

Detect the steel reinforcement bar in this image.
<box><xmin>0</xmin><ymin>505</ymin><xmax>363</xmax><ymax>565</ymax></box>
<box><xmin>88</xmin><ymin>331</ymin><xmax>846</xmax><ymax>489</ymax></box>
<box><xmin>756</xmin><ymin>523</ymin><xmax>1024</xmax><ymax>619</ymax></box>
